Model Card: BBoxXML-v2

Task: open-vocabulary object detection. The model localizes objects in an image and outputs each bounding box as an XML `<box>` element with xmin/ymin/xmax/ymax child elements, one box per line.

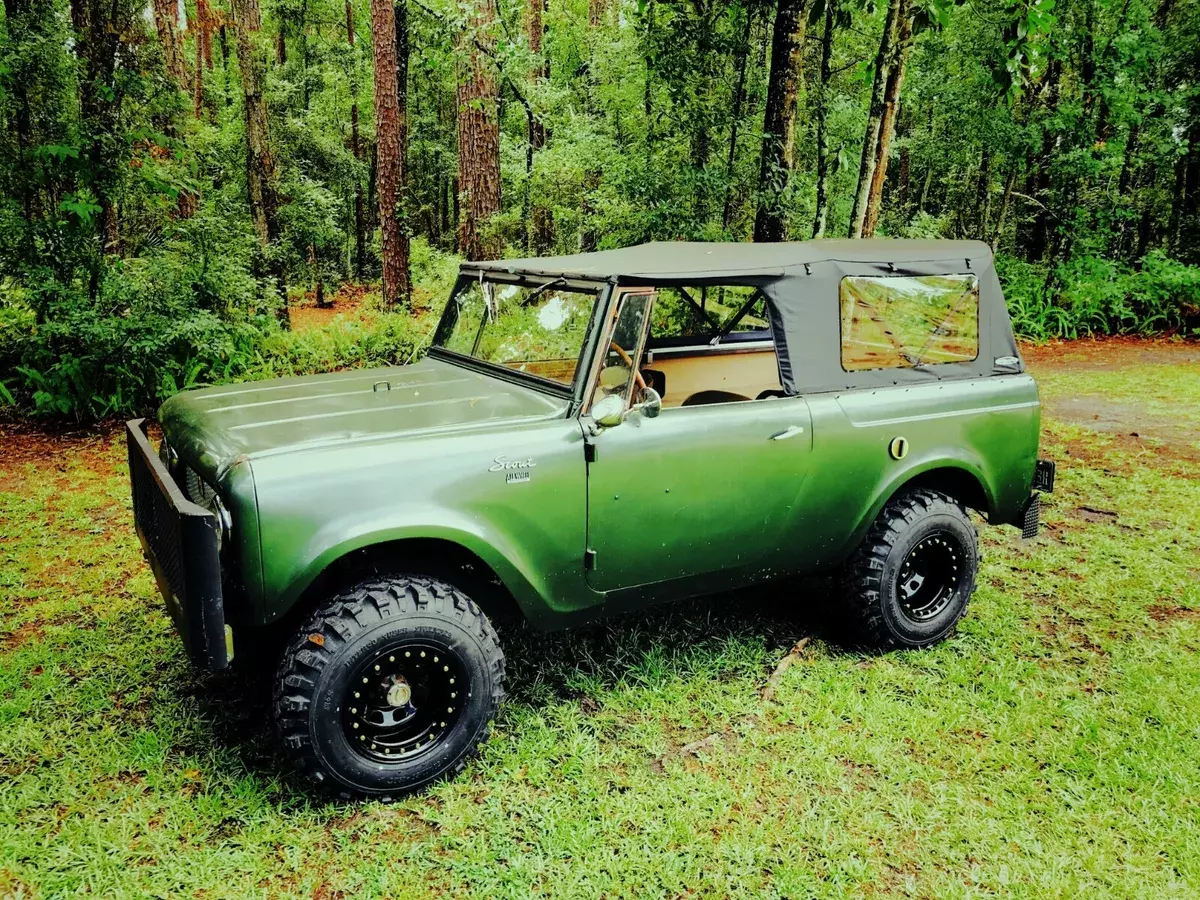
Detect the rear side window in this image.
<box><xmin>839</xmin><ymin>274</ymin><xmax>980</xmax><ymax>371</ymax></box>
<box><xmin>650</xmin><ymin>285</ymin><xmax>769</xmax><ymax>341</ymax></box>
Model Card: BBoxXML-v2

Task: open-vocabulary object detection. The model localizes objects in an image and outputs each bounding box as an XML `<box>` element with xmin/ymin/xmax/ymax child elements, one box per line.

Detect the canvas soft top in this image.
<box><xmin>461</xmin><ymin>240</ymin><xmax>1023</xmax><ymax>394</ymax></box>
<box><xmin>464</xmin><ymin>239</ymin><xmax>992</xmax><ymax>283</ymax></box>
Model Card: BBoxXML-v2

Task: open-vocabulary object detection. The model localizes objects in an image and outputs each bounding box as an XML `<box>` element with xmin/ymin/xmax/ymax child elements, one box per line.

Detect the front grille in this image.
<box><xmin>127</xmin><ymin>420</ymin><xmax>229</xmax><ymax>669</ymax></box>
<box><xmin>132</xmin><ymin>441</ymin><xmax>189</xmax><ymax>603</ymax></box>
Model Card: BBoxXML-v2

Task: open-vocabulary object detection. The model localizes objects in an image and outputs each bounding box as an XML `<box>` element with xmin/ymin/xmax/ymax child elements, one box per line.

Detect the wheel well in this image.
<box><xmin>287</xmin><ymin>539</ymin><xmax>523</xmax><ymax>633</ymax></box>
<box><xmin>897</xmin><ymin>467</ymin><xmax>989</xmax><ymax>515</ymax></box>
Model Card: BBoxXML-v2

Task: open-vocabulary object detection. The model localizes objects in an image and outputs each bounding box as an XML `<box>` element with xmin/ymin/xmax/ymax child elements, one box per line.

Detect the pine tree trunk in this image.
<box><xmin>393</xmin><ymin>0</ymin><xmax>412</xmax><ymax>295</ymax></box>
<box><xmin>346</xmin><ymin>0</ymin><xmax>366</xmax><ymax>280</ymax></box>
<box><xmin>721</xmin><ymin>3</ymin><xmax>754</xmax><ymax>232</ymax></box>
<box><xmin>754</xmin><ymin>0</ymin><xmax>809</xmax><ymax>243</ymax></box>
<box><xmin>231</xmin><ymin>0</ymin><xmax>289</xmax><ymax>326</ymax></box>
<box><xmin>152</xmin><ymin>0</ymin><xmax>189</xmax><ymax>89</ymax></box>
<box><xmin>455</xmin><ymin>0</ymin><xmax>502</xmax><ymax>261</ymax></box>
<box><xmin>193</xmin><ymin>0</ymin><xmax>207</xmax><ymax>118</ymax></box>
<box><xmin>527</xmin><ymin>0</ymin><xmax>553</xmax><ymax>254</ymax></box>
<box><xmin>811</xmin><ymin>0</ymin><xmax>836</xmax><ymax>238</ymax></box>
<box><xmin>859</xmin><ymin>0</ymin><xmax>912</xmax><ymax>238</ymax></box>
<box><xmin>848</xmin><ymin>0</ymin><xmax>900</xmax><ymax>238</ymax></box>
<box><xmin>371</xmin><ymin>0</ymin><xmax>410</xmax><ymax>306</ymax></box>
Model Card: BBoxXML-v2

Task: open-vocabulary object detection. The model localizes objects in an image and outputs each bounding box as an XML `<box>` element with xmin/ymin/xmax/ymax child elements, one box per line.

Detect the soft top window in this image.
<box><xmin>839</xmin><ymin>274</ymin><xmax>979</xmax><ymax>372</ymax></box>
<box><xmin>650</xmin><ymin>285</ymin><xmax>769</xmax><ymax>343</ymax></box>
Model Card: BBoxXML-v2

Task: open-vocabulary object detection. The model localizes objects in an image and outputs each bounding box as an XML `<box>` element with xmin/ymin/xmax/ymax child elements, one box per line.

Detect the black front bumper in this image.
<box><xmin>126</xmin><ymin>419</ymin><xmax>230</xmax><ymax>669</ymax></box>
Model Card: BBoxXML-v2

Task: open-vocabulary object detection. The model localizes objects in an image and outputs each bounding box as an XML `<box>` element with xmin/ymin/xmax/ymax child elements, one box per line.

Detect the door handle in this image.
<box><xmin>770</xmin><ymin>425</ymin><xmax>805</xmax><ymax>441</ymax></box>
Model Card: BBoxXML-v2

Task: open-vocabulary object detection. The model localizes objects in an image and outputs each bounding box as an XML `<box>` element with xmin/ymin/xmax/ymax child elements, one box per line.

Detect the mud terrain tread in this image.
<box><xmin>842</xmin><ymin>488</ymin><xmax>977</xmax><ymax>651</ymax></box>
<box><xmin>272</xmin><ymin>575</ymin><xmax>505</xmax><ymax>801</ymax></box>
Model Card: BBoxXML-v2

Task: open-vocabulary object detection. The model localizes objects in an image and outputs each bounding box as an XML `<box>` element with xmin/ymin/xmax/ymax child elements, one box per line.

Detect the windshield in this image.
<box><xmin>432</xmin><ymin>278</ymin><xmax>599</xmax><ymax>387</ymax></box>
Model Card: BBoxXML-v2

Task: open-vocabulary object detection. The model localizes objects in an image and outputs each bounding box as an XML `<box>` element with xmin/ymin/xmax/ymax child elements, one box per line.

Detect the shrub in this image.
<box><xmin>998</xmin><ymin>252</ymin><xmax>1200</xmax><ymax>340</ymax></box>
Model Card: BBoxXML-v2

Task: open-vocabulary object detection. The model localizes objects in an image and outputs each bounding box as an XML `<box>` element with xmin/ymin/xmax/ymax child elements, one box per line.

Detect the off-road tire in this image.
<box><xmin>842</xmin><ymin>488</ymin><xmax>978</xmax><ymax>650</ymax></box>
<box><xmin>273</xmin><ymin>575</ymin><xmax>505</xmax><ymax>800</ymax></box>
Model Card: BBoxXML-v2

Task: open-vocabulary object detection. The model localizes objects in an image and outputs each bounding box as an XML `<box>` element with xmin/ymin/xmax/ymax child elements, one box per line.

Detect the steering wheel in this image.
<box><xmin>609</xmin><ymin>341</ymin><xmax>647</xmax><ymax>391</ymax></box>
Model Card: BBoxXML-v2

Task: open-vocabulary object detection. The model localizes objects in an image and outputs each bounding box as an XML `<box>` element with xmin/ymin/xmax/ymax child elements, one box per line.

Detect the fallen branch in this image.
<box><xmin>760</xmin><ymin>637</ymin><xmax>810</xmax><ymax>703</ymax></box>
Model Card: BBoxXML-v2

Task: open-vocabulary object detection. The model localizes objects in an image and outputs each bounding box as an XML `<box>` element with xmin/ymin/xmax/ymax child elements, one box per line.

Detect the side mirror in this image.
<box><xmin>591</xmin><ymin>393</ymin><xmax>627</xmax><ymax>428</ymax></box>
<box><xmin>629</xmin><ymin>387</ymin><xmax>662</xmax><ymax>419</ymax></box>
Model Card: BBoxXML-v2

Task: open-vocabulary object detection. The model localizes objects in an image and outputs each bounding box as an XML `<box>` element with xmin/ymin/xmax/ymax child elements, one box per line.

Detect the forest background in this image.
<box><xmin>1</xmin><ymin>0</ymin><xmax>1198</xmax><ymax>420</ymax></box>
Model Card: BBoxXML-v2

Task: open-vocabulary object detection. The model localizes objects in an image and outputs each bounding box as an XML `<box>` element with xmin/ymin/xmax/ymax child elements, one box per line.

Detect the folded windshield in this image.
<box><xmin>432</xmin><ymin>279</ymin><xmax>599</xmax><ymax>387</ymax></box>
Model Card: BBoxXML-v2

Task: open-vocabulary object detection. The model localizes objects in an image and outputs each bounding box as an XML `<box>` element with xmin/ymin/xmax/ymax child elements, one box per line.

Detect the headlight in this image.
<box><xmin>159</xmin><ymin>439</ymin><xmax>178</xmax><ymax>470</ymax></box>
<box><xmin>184</xmin><ymin>467</ymin><xmax>232</xmax><ymax>552</ymax></box>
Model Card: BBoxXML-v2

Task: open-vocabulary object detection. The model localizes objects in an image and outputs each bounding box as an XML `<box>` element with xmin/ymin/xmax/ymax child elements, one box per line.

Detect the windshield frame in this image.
<box><xmin>428</xmin><ymin>273</ymin><xmax>608</xmax><ymax>400</ymax></box>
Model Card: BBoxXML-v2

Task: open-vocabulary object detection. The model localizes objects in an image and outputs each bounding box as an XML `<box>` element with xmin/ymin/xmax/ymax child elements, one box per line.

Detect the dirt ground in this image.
<box><xmin>1021</xmin><ymin>337</ymin><xmax>1200</xmax><ymax>462</ymax></box>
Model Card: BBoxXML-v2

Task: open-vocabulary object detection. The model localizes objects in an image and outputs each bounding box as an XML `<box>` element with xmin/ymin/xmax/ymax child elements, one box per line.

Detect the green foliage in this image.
<box><xmin>1</xmin><ymin>0</ymin><xmax>1197</xmax><ymax>422</ymax></box>
<box><xmin>1000</xmin><ymin>253</ymin><xmax>1200</xmax><ymax>340</ymax></box>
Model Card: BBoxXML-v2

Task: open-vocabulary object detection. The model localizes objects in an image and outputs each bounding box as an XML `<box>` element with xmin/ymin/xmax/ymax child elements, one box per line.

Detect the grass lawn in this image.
<box><xmin>1</xmin><ymin>340</ymin><xmax>1198</xmax><ymax>898</ymax></box>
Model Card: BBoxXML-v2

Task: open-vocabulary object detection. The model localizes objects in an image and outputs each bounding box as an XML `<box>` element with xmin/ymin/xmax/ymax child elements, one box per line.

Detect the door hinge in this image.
<box><xmin>584</xmin><ymin>435</ymin><xmax>597</xmax><ymax>463</ymax></box>
<box><xmin>584</xmin><ymin>548</ymin><xmax>597</xmax><ymax>571</ymax></box>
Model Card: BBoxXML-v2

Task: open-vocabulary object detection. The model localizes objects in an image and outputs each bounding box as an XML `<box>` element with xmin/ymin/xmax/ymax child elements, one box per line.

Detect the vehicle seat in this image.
<box><xmin>681</xmin><ymin>390</ymin><xmax>751</xmax><ymax>407</ymax></box>
<box><xmin>643</xmin><ymin>368</ymin><xmax>667</xmax><ymax>400</ymax></box>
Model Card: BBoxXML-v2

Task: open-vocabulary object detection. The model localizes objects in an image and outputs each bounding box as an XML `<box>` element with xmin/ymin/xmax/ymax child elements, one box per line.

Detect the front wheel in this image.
<box><xmin>273</xmin><ymin>575</ymin><xmax>505</xmax><ymax>800</ymax></box>
<box><xmin>842</xmin><ymin>488</ymin><xmax>979</xmax><ymax>650</ymax></box>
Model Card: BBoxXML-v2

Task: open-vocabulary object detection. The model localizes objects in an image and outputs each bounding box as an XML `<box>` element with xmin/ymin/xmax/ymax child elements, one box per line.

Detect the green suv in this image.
<box><xmin>127</xmin><ymin>240</ymin><xmax>1053</xmax><ymax>799</ymax></box>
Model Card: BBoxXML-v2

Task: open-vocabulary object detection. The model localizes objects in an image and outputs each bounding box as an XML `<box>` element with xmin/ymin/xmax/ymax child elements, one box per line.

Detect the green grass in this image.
<box><xmin>2</xmin><ymin>359</ymin><xmax>1199</xmax><ymax>898</ymax></box>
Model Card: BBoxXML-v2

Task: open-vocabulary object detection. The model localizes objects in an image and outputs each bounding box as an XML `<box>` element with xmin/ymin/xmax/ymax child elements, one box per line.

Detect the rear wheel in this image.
<box><xmin>842</xmin><ymin>488</ymin><xmax>978</xmax><ymax>650</ymax></box>
<box><xmin>273</xmin><ymin>575</ymin><xmax>505</xmax><ymax>800</ymax></box>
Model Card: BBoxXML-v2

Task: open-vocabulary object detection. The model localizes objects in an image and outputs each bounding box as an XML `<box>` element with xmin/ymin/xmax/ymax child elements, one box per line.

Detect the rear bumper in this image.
<box><xmin>126</xmin><ymin>419</ymin><xmax>230</xmax><ymax>669</ymax></box>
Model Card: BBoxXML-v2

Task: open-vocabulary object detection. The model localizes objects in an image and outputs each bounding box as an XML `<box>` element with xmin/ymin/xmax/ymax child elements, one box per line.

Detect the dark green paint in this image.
<box><xmin>156</xmin><ymin>285</ymin><xmax>1040</xmax><ymax>634</ymax></box>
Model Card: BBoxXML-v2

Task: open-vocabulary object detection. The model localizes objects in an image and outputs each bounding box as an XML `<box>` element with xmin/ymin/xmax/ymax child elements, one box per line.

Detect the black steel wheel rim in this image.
<box><xmin>341</xmin><ymin>640</ymin><xmax>467</xmax><ymax>763</ymax></box>
<box><xmin>896</xmin><ymin>532</ymin><xmax>961</xmax><ymax>623</ymax></box>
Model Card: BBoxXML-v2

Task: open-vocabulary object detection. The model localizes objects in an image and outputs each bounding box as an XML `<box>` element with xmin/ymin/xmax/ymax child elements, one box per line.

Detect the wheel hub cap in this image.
<box><xmin>897</xmin><ymin>533</ymin><xmax>960</xmax><ymax>623</ymax></box>
<box><xmin>386</xmin><ymin>678</ymin><xmax>412</xmax><ymax>708</ymax></box>
<box><xmin>341</xmin><ymin>641</ymin><xmax>465</xmax><ymax>763</ymax></box>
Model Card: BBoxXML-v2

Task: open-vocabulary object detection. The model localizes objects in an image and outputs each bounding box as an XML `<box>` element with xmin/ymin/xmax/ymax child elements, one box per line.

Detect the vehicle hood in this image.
<box><xmin>159</xmin><ymin>357</ymin><xmax>570</xmax><ymax>477</ymax></box>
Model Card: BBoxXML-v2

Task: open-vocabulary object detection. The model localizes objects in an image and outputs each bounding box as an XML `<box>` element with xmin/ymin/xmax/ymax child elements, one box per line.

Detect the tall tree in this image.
<box><xmin>721</xmin><ymin>2</ymin><xmax>755</xmax><ymax>232</ymax></box>
<box><xmin>455</xmin><ymin>0</ymin><xmax>502</xmax><ymax>260</ymax></box>
<box><xmin>152</xmin><ymin>0</ymin><xmax>189</xmax><ymax>89</ymax></box>
<box><xmin>848</xmin><ymin>0</ymin><xmax>913</xmax><ymax>238</ymax></box>
<box><xmin>754</xmin><ymin>0</ymin><xmax>811</xmax><ymax>242</ymax></box>
<box><xmin>230</xmin><ymin>0</ymin><xmax>289</xmax><ymax>325</ymax></box>
<box><xmin>346</xmin><ymin>0</ymin><xmax>366</xmax><ymax>278</ymax></box>
<box><xmin>371</xmin><ymin>0</ymin><xmax>411</xmax><ymax>304</ymax></box>
<box><xmin>526</xmin><ymin>0</ymin><xmax>553</xmax><ymax>254</ymax></box>
<box><xmin>811</xmin><ymin>0</ymin><xmax>838</xmax><ymax>238</ymax></box>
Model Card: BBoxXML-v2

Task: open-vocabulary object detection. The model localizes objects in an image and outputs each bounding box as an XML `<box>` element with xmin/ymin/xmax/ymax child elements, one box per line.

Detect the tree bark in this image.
<box><xmin>231</xmin><ymin>0</ymin><xmax>289</xmax><ymax>326</ymax></box>
<box><xmin>811</xmin><ymin>0</ymin><xmax>836</xmax><ymax>238</ymax></box>
<box><xmin>346</xmin><ymin>0</ymin><xmax>366</xmax><ymax>279</ymax></box>
<box><xmin>394</xmin><ymin>0</ymin><xmax>412</xmax><ymax>288</ymax></box>
<box><xmin>857</xmin><ymin>0</ymin><xmax>913</xmax><ymax>237</ymax></box>
<box><xmin>754</xmin><ymin>0</ymin><xmax>809</xmax><ymax>242</ymax></box>
<box><xmin>371</xmin><ymin>0</ymin><xmax>411</xmax><ymax>305</ymax></box>
<box><xmin>455</xmin><ymin>0</ymin><xmax>502</xmax><ymax>260</ymax></box>
<box><xmin>526</xmin><ymin>0</ymin><xmax>553</xmax><ymax>254</ymax></box>
<box><xmin>721</xmin><ymin>3</ymin><xmax>754</xmax><ymax>232</ymax></box>
<box><xmin>152</xmin><ymin>0</ymin><xmax>189</xmax><ymax>89</ymax></box>
<box><xmin>193</xmin><ymin>0</ymin><xmax>208</xmax><ymax>117</ymax></box>
<box><xmin>848</xmin><ymin>0</ymin><xmax>899</xmax><ymax>237</ymax></box>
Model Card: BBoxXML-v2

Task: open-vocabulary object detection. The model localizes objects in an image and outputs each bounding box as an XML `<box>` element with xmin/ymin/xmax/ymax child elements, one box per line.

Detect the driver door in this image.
<box><xmin>584</xmin><ymin>289</ymin><xmax>814</xmax><ymax>593</ymax></box>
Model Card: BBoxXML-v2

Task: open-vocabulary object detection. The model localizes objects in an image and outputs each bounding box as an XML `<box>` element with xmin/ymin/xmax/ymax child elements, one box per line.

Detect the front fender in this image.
<box><xmin>274</xmin><ymin>505</ymin><xmax>593</xmax><ymax>628</ymax></box>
